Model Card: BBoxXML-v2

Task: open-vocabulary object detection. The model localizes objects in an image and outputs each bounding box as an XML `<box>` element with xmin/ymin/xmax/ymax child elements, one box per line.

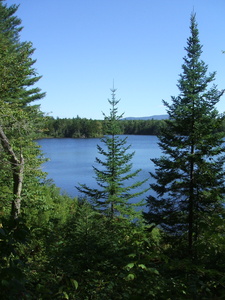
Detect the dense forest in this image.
<box><xmin>43</xmin><ymin>116</ymin><xmax>166</xmax><ymax>138</ymax></box>
<box><xmin>42</xmin><ymin>116</ymin><xmax>225</xmax><ymax>139</ymax></box>
<box><xmin>1</xmin><ymin>2</ymin><xmax>225</xmax><ymax>299</ymax></box>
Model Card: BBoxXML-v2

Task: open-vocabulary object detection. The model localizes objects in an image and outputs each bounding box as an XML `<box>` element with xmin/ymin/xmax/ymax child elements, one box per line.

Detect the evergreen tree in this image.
<box><xmin>77</xmin><ymin>87</ymin><xmax>149</xmax><ymax>220</ymax></box>
<box><xmin>144</xmin><ymin>14</ymin><xmax>225</xmax><ymax>258</ymax></box>
<box><xmin>0</xmin><ymin>1</ymin><xmax>45</xmax><ymax>219</ymax></box>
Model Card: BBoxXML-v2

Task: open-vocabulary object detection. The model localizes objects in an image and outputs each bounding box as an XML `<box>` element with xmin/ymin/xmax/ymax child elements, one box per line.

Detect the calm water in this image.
<box><xmin>37</xmin><ymin>135</ymin><xmax>161</xmax><ymax>202</ymax></box>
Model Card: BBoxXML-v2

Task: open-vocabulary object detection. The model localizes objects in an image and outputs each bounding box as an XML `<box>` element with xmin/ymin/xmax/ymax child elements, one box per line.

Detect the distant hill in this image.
<box><xmin>122</xmin><ymin>114</ymin><xmax>168</xmax><ymax>120</ymax></box>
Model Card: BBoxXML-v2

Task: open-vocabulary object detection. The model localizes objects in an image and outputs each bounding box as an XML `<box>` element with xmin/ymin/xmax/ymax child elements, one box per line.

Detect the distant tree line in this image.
<box><xmin>43</xmin><ymin>115</ymin><xmax>225</xmax><ymax>138</ymax></box>
<box><xmin>43</xmin><ymin>116</ymin><xmax>167</xmax><ymax>138</ymax></box>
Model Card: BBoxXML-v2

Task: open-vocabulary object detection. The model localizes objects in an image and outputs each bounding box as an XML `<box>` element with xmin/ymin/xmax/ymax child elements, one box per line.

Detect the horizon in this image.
<box><xmin>47</xmin><ymin>113</ymin><xmax>169</xmax><ymax>120</ymax></box>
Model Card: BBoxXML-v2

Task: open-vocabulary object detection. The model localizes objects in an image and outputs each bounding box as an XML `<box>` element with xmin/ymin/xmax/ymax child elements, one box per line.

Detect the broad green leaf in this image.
<box><xmin>63</xmin><ymin>292</ymin><xmax>69</xmax><ymax>299</ymax></box>
<box><xmin>149</xmin><ymin>268</ymin><xmax>159</xmax><ymax>275</ymax></box>
<box><xmin>125</xmin><ymin>262</ymin><xmax>135</xmax><ymax>270</ymax></box>
<box><xmin>126</xmin><ymin>273</ymin><xmax>135</xmax><ymax>281</ymax></box>
<box><xmin>71</xmin><ymin>279</ymin><xmax>79</xmax><ymax>290</ymax></box>
<box><xmin>138</xmin><ymin>264</ymin><xmax>147</xmax><ymax>270</ymax></box>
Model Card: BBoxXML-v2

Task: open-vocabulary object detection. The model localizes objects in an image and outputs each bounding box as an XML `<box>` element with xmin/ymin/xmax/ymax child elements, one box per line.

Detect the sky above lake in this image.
<box><xmin>6</xmin><ymin>0</ymin><xmax>225</xmax><ymax>119</ymax></box>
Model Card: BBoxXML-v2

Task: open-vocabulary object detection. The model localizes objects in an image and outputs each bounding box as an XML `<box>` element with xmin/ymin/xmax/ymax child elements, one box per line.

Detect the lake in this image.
<box><xmin>37</xmin><ymin>135</ymin><xmax>161</xmax><ymax>202</ymax></box>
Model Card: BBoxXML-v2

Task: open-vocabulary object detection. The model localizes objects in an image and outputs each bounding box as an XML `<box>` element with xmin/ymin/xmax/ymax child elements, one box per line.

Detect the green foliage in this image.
<box><xmin>41</xmin><ymin>199</ymin><xmax>162</xmax><ymax>300</ymax></box>
<box><xmin>77</xmin><ymin>87</ymin><xmax>149</xmax><ymax>220</ymax></box>
<box><xmin>0</xmin><ymin>182</ymin><xmax>77</xmax><ymax>299</ymax></box>
<box><xmin>142</xmin><ymin>13</ymin><xmax>225</xmax><ymax>299</ymax></box>
<box><xmin>21</xmin><ymin>179</ymin><xmax>75</xmax><ymax>228</ymax></box>
<box><xmin>0</xmin><ymin>218</ymin><xmax>30</xmax><ymax>299</ymax></box>
<box><xmin>0</xmin><ymin>0</ymin><xmax>45</xmax><ymax>220</ymax></box>
<box><xmin>44</xmin><ymin>116</ymin><xmax>104</xmax><ymax>138</ymax></box>
<box><xmin>144</xmin><ymin>13</ymin><xmax>225</xmax><ymax>257</ymax></box>
<box><xmin>43</xmin><ymin>116</ymin><xmax>166</xmax><ymax>138</ymax></box>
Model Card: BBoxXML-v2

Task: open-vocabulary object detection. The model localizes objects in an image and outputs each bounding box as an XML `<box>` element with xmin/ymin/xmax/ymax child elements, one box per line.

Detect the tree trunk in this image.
<box><xmin>188</xmin><ymin>140</ymin><xmax>195</xmax><ymax>259</ymax></box>
<box><xmin>0</xmin><ymin>125</ymin><xmax>24</xmax><ymax>219</ymax></box>
<box><xmin>188</xmin><ymin>159</ymin><xmax>194</xmax><ymax>258</ymax></box>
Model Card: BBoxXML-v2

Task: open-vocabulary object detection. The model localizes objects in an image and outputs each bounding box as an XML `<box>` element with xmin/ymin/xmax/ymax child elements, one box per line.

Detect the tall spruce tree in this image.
<box><xmin>77</xmin><ymin>87</ymin><xmax>149</xmax><ymax>220</ymax></box>
<box><xmin>144</xmin><ymin>14</ymin><xmax>225</xmax><ymax>258</ymax></box>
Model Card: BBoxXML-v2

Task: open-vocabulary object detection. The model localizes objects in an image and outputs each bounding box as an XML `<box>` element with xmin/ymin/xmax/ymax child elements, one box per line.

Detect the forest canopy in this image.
<box><xmin>42</xmin><ymin>115</ymin><xmax>225</xmax><ymax>138</ymax></box>
<box><xmin>42</xmin><ymin>116</ymin><xmax>167</xmax><ymax>138</ymax></box>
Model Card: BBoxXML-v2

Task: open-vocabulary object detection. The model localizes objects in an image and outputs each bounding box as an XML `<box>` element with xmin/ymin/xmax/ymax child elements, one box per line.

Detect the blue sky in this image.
<box><xmin>6</xmin><ymin>0</ymin><xmax>225</xmax><ymax>119</ymax></box>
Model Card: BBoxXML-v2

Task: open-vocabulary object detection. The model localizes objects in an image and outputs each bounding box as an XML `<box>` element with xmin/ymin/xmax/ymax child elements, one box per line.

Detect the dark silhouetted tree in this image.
<box><xmin>144</xmin><ymin>13</ymin><xmax>225</xmax><ymax>258</ymax></box>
